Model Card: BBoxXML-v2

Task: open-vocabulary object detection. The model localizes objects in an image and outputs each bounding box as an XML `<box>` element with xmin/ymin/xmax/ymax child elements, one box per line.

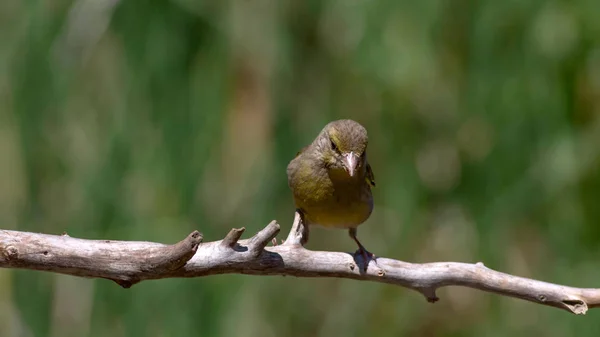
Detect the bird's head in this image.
<box><xmin>316</xmin><ymin>119</ymin><xmax>369</xmax><ymax>177</ymax></box>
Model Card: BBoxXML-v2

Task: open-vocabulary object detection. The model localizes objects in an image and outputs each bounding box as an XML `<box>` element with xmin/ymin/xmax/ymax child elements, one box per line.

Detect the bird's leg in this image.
<box><xmin>348</xmin><ymin>228</ymin><xmax>376</xmax><ymax>271</ymax></box>
<box><xmin>299</xmin><ymin>211</ymin><xmax>309</xmax><ymax>246</ymax></box>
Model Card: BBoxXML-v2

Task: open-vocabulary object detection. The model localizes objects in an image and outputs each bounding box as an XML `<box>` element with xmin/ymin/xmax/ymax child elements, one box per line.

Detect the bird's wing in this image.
<box><xmin>366</xmin><ymin>163</ymin><xmax>375</xmax><ymax>187</ymax></box>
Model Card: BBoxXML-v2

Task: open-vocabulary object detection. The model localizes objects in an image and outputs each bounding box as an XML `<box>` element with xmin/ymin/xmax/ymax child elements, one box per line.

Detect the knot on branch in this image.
<box><xmin>1</xmin><ymin>245</ymin><xmax>18</xmax><ymax>260</ymax></box>
<box><xmin>563</xmin><ymin>299</ymin><xmax>588</xmax><ymax>315</ymax></box>
<box><xmin>222</xmin><ymin>228</ymin><xmax>246</xmax><ymax>249</ymax></box>
<box><xmin>219</xmin><ymin>222</ymin><xmax>280</xmax><ymax>257</ymax></box>
<box><xmin>140</xmin><ymin>230</ymin><xmax>203</xmax><ymax>273</ymax></box>
<box><xmin>247</xmin><ymin>221</ymin><xmax>280</xmax><ymax>257</ymax></box>
<box><xmin>113</xmin><ymin>278</ymin><xmax>139</xmax><ymax>289</ymax></box>
<box><xmin>419</xmin><ymin>287</ymin><xmax>439</xmax><ymax>303</ymax></box>
<box><xmin>283</xmin><ymin>211</ymin><xmax>308</xmax><ymax>247</ymax></box>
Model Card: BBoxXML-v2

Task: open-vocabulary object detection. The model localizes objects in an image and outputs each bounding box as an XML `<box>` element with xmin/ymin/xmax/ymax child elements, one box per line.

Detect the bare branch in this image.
<box><xmin>247</xmin><ymin>221</ymin><xmax>280</xmax><ymax>256</ymax></box>
<box><xmin>1</xmin><ymin>216</ymin><xmax>599</xmax><ymax>315</ymax></box>
<box><xmin>222</xmin><ymin>227</ymin><xmax>245</xmax><ymax>248</ymax></box>
<box><xmin>283</xmin><ymin>211</ymin><xmax>308</xmax><ymax>246</ymax></box>
<box><xmin>142</xmin><ymin>230</ymin><xmax>203</xmax><ymax>273</ymax></box>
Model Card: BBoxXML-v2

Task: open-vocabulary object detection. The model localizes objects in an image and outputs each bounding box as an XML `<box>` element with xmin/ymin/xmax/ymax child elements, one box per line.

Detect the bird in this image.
<box><xmin>287</xmin><ymin>119</ymin><xmax>376</xmax><ymax>269</ymax></box>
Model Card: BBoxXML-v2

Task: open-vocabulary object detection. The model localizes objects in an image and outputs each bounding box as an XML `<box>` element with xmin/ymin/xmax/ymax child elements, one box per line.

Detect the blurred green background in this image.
<box><xmin>2</xmin><ymin>0</ymin><xmax>600</xmax><ymax>336</ymax></box>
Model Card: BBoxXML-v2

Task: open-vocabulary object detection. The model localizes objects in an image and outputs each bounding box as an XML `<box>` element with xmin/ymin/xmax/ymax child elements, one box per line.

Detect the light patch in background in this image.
<box><xmin>533</xmin><ymin>116</ymin><xmax>600</xmax><ymax>196</ymax></box>
<box><xmin>424</xmin><ymin>203</ymin><xmax>478</xmax><ymax>261</ymax></box>
<box><xmin>0</xmin><ymin>270</ymin><xmax>32</xmax><ymax>337</ymax></box>
<box><xmin>316</xmin><ymin>280</ymin><xmax>380</xmax><ymax>337</ymax></box>
<box><xmin>530</xmin><ymin>2</ymin><xmax>579</xmax><ymax>60</ymax></box>
<box><xmin>0</xmin><ymin>101</ymin><xmax>26</xmax><ymax>229</ymax></box>
<box><xmin>457</xmin><ymin>116</ymin><xmax>494</xmax><ymax>162</ymax></box>
<box><xmin>416</xmin><ymin>139</ymin><xmax>461</xmax><ymax>192</ymax></box>
<box><xmin>585</xmin><ymin>48</ymin><xmax>600</xmax><ymax>94</ymax></box>
<box><xmin>219</xmin><ymin>283</ymin><xmax>277</xmax><ymax>337</ymax></box>
<box><xmin>412</xmin><ymin>77</ymin><xmax>459</xmax><ymax>128</ymax></box>
<box><xmin>417</xmin><ymin>203</ymin><xmax>483</xmax><ymax>321</ymax></box>
<box><xmin>49</xmin><ymin>275</ymin><xmax>94</xmax><ymax>337</ymax></box>
<box><xmin>319</xmin><ymin>0</ymin><xmax>366</xmax><ymax>58</ymax></box>
<box><xmin>52</xmin><ymin>0</ymin><xmax>119</xmax><ymax>68</ymax></box>
<box><xmin>382</xmin><ymin>17</ymin><xmax>437</xmax><ymax>89</ymax></box>
<box><xmin>200</xmin><ymin>0</ymin><xmax>277</xmax><ymax>225</ymax></box>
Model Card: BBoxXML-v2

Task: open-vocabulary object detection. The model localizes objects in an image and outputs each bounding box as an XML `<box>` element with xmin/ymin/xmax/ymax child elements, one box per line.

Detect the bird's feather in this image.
<box><xmin>295</xmin><ymin>146</ymin><xmax>308</xmax><ymax>158</ymax></box>
<box><xmin>366</xmin><ymin>163</ymin><xmax>375</xmax><ymax>187</ymax></box>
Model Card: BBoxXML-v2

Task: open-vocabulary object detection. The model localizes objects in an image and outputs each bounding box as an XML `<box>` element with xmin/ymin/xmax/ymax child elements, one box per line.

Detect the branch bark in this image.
<box><xmin>1</xmin><ymin>213</ymin><xmax>599</xmax><ymax>315</ymax></box>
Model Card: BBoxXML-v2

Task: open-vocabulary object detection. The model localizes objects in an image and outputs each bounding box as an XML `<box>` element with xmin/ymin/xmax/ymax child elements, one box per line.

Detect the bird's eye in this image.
<box><xmin>330</xmin><ymin>139</ymin><xmax>338</xmax><ymax>152</ymax></box>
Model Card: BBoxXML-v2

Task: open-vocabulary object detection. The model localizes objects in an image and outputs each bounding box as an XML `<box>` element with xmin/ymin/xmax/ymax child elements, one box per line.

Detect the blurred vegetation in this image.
<box><xmin>2</xmin><ymin>0</ymin><xmax>600</xmax><ymax>336</ymax></box>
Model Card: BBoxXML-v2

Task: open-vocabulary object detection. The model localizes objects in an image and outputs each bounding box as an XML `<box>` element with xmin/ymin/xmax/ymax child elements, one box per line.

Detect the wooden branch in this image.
<box><xmin>1</xmin><ymin>213</ymin><xmax>599</xmax><ymax>315</ymax></box>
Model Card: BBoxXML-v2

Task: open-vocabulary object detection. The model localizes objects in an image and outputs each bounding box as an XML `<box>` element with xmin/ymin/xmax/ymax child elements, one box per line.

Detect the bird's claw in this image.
<box><xmin>355</xmin><ymin>247</ymin><xmax>377</xmax><ymax>272</ymax></box>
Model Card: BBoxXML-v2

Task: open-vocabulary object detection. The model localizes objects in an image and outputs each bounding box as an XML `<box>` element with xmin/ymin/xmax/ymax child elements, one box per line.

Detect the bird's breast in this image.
<box><xmin>288</xmin><ymin>158</ymin><xmax>373</xmax><ymax>228</ymax></box>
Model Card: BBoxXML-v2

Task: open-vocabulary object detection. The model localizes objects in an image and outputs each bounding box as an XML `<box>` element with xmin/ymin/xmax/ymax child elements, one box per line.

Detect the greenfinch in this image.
<box><xmin>287</xmin><ymin>119</ymin><xmax>376</xmax><ymax>268</ymax></box>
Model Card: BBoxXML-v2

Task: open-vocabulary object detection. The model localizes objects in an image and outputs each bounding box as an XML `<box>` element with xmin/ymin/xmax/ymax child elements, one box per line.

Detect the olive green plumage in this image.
<box><xmin>287</xmin><ymin>119</ymin><xmax>375</xmax><ymax>259</ymax></box>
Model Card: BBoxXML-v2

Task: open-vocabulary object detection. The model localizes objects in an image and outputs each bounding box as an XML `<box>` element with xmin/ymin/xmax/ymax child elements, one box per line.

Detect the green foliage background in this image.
<box><xmin>2</xmin><ymin>0</ymin><xmax>600</xmax><ymax>336</ymax></box>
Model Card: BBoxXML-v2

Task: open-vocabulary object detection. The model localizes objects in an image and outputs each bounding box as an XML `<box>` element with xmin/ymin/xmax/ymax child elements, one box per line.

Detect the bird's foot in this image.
<box><xmin>355</xmin><ymin>247</ymin><xmax>377</xmax><ymax>272</ymax></box>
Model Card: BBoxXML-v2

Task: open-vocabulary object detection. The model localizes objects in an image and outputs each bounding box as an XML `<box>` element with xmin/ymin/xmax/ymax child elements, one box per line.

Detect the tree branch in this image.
<box><xmin>1</xmin><ymin>213</ymin><xmax>599</xmax><ymax>315</ymax></box>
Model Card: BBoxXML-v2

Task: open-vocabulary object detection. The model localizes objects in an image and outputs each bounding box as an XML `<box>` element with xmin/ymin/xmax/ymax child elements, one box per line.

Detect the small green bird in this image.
<box><xmin>287</xmin><ymin>119</ymin><xmax>376</xmax><ymax>268</ymax></box>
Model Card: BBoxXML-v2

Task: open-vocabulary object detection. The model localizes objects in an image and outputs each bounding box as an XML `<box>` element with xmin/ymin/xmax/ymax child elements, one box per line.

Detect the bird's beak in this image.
<box><xmin>343</xmin><ymin>152</ymin><xmax>359</xmax><ymax>177</ymax></box>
